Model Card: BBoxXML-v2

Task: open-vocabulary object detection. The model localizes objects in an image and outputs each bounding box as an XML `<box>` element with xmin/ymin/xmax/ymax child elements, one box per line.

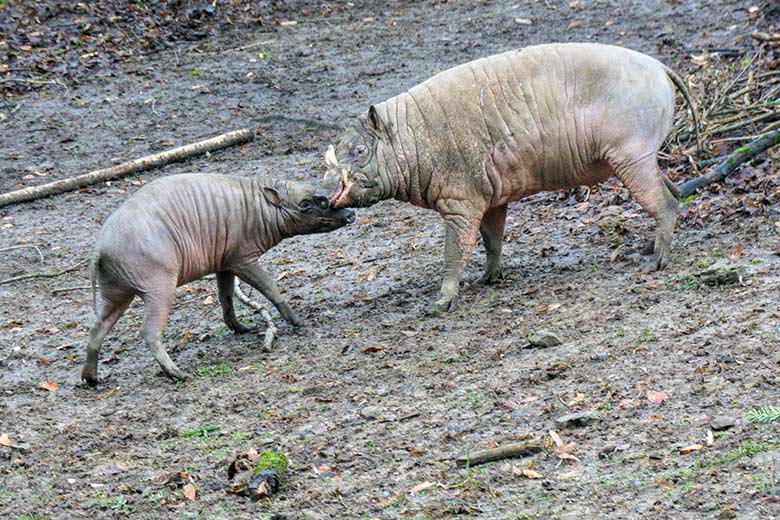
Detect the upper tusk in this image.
<box><xmin>341</xmin><ymin>168</ymin><xmax>350</xmax><ymax>186</ymax></box>
<box><xmin>325</xmin><ymin>145</ymin><xmax>339</xmax><ymax>168</ymax></box>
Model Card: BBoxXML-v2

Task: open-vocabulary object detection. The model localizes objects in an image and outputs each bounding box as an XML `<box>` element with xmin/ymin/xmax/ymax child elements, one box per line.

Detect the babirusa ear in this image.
<box><xmin>263</xmin><ymin>187</ymin><xmax>284</xmax><ymax>207</ymax></box>
<box><xmin>367</xmin><ymin>105</ymin><xmax>383</xmax><ymax>134</ymax></box>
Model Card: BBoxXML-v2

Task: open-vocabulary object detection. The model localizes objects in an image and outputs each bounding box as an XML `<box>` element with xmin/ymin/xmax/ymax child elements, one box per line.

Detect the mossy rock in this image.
<box><xmin>696</xmin><ymin>263</ymin><xmax>742</xmax><ymax>286</ymax></box>
<box><xmin>253</xmin><ymin>449</ymin><xmax>288</xmax><ymax>479</ymax></box>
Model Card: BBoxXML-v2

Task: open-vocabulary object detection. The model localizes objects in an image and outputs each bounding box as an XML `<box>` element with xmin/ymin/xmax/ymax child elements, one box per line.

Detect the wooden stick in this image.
<box><xmin>455</xmin><ymin>440</ymin><xmax>543</xmax><ymax>467</ymax></box>
<box><xmin>0</xmin><ymin>259</ymin><xmax>86</xmax><ymax>285</ymax></box>
<box><xmin>679</xmin><ymin>129</ymin><xmax>780</xmax><ymax>198</ymax></box>
<box><xmin>233</xmin><ymin>278</ymin><xmax>278</xmax><ymax>351</ymax></box>
<box><xmin>0</xmin><ymin>128</ymin><xmax>254</xmax><ymax>208</ymax></box>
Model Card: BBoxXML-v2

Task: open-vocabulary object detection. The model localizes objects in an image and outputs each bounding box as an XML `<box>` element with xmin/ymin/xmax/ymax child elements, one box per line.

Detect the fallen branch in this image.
<box><xmin>0</xmin><ymin>259</ymin><xmax>87</xmax><ymax>285</ymax></box>
<box><xmin>233</xmin><ymin>278</ymin><xmax>278</xmax><ymax>351</ymax></box>
<box><xmin>455</xmin><ymin>440</ymin><xmax>543</xmax><ymax>467</ymax></box>
<box><xmin>679</xmin><ymin>129</ymin><xmax>780</xmax><ymax>198</ymax></box>
<box><xmin>0</xmin><ymin>128</ymin><xmax>254</xmax><ymax>208</ymax></box>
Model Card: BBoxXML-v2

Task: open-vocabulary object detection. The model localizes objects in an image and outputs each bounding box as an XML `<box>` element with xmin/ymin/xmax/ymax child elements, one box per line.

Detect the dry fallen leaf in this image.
<box><xmin>536</xmin><ymin>303</ymin><xmax>562</xmax><ymax>314</ymax></box>
<box><xmin>514</xmin><ymin>18</ymin><xmax>532</xmax><ymax>25</ymax></box>
<box><xmin>549</xmin><ymin>430</ymin><xmax>564</xmax><ymax>448</ymax></box>
<box><xmin>276</xmin><ymin>271</ymin><xmax>289</xmax><ymax>281</ymax></box>
<box><xmin>202</xmin><ymin>296</ymin><xmax>214</xmax><ymax>305</ymax></box>
<box><xmin>556</xmin><ymin>469</ymin><xmax>581</xmax><ymax>480</ymax></box>
<box><xmin>363</xmin><ymin>345</ymin><xmax>384</xmax><ymax>353</ymax></box>
<box><xmin>410</xmin><ymin>481</ymin><xmax>436</xmax><ymax>495</ymax></box>
<box><xmin>690</xmin><ymin>53</ymin><xmax>710</xmax><ymax>67</ymax></box>
<box><xmin>183</xmin><ymin>483</ymin><xmax>196</xmax><ymax>501</ymax></box>
<box><xmin>39</xmin><ymin>381</ymin><xmax>59</xmax><ymax>392</ymax></box>
<box><xmin>604</xmin><ymin>20</ymin><xmax>615</xmax><ymax>27</ymax></box>
<box><xmin>618</xmin><ymin>399</ymin><xmax>639</xmax><ymax>410</ymax></box>
<box><xmin>95</xmin><ymin>388</ymin><xmax>117</xmax><ymax>401</ymax></box>
<box><xmin>647</xmin><ymin>390</ymin><xmax>668</xmax><ymax>405</ymax></box>
<box><xmin>678</xmin><ymin>444</ymin><xmax>703</xmax><ymax>455</ymax></box>
<box><xmin>0</xmin><ymin>433</ymin><xmax>12</xmax><ymax>446</ymax></box>
<box><xmin>729</xmin><ymin>243</ymin><xmax>744</xmax><ymax>260</ymax></box>
<box><xmin>654</xmin><ymin>477</ymin><xmax>675</xmax><ymax>490</ymax></box>
<box><xmin>568</xmin><ymin>20</ymin><xmax>582</xmax><ymax>30</ymax></box>
<box><xmin>520</xmin><ymin>468</ymin><xmax>544</xmax><ymax>479</ymax></box>
<box><xmin>357</xmin><ymin>266</ymin><xmax>380</xmax><ymax>282</ymax></box>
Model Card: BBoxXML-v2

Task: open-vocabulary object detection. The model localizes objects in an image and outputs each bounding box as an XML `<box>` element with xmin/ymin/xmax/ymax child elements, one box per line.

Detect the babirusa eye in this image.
<box><xmin>312</xmin><ymin>195</ymin><xmax>329</xmax><ymax>209</ymax></box>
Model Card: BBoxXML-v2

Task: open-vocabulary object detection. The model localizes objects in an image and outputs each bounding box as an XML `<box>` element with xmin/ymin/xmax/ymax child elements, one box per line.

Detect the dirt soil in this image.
<box><xmin>2</xmin><ymin>1</ymin><xmax>780</xmax><ymax>519</ymax></box>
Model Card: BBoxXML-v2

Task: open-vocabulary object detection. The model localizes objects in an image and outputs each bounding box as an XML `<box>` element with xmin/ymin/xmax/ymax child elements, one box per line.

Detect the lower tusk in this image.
<box><xmin>341</xmin><ymin>168</ymin><xmax>350</xmax><ymax>186</ymax></box>
<box><xmin>323</xmin><ymin>170</ymin><xmax>330</xmax><ymax>182</ymax></box>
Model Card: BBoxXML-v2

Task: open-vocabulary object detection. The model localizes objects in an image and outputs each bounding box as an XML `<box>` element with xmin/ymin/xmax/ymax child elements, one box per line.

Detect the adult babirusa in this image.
<box><xmin>325</xmin><ymin>43</ymin><xmax>698</xmax><ymax>311</ymax></box>
<box><xmin>82</xmin><ymin>174</ymin><xmax>354</xmax><ymax>385</ymax></box>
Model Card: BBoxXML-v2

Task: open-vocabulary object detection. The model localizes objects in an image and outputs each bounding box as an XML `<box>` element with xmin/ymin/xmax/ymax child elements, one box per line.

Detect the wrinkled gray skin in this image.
<box><xmin>326</xmin><ymin>43</ymin><xmax>697</xmax><ymax>312</ymax></box>
<box><xmin>82</xmin><ymin>174</ymin><xmax>354</xmax><ymax>385</ymax></box>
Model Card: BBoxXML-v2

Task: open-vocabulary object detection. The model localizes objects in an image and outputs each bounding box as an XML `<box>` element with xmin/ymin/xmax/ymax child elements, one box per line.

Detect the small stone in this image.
<box><xmin>710</xmin><ymin>415</ymin><xmax>736</xmax><ymax>431</ymax></box>
<box><xmin>359</xmin><ymin>406</ymin><xmax>382</xmax><ymax>420</ymax></box>
<box><xmin>555</xmin><ymin>410</ymin><xmax>603</xmax><ymax>428</ymax></box>
<box><xmin>590</xmin><ymin>352</ymin><xmax>610</xmax><ymax>361</ymax></box>
<box><xmin>697</xmin><ymin>263</ymin><xmax>742</xmax><ymax>286</ymax></box>
<box><xmin>528</xmin><ymin>330</ymin><xmax>563</xmax><ymax>348</ymax></box>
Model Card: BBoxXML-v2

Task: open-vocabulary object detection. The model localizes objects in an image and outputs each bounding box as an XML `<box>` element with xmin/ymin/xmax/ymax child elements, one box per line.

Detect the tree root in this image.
<box><xmin>233</xmin><ymin>278</ymin><xmax>278</xmax><ymax>351</ymax></box>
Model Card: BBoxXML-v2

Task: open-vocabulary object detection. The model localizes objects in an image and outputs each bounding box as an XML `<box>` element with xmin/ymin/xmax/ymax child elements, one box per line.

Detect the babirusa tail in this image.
<box><xmin>663</xmin><ymin>64</ymin><xmax>701</xmax><ymax>153</ymax></box>
<box><xmin>90</xmin><ymin>253</ymin><xmax>99</xmax><ymax>314</ymax></box>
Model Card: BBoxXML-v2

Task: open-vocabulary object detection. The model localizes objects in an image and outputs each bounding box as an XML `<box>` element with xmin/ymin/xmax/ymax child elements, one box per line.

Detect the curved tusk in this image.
<box><xmin>325</xmin><ymin>145</ymin><xmax>339</xmax><ymax>168</ymax></box>
<box><xmin>341</xmin><ymin>168</ymin><xmax>350</xmax><ymax>186</ymax></box>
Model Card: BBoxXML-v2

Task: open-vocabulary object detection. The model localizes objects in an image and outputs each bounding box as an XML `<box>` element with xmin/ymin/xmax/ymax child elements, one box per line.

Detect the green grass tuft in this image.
<box><xmin>194</xmin><ymin>363</ymin><xmax>234</xmax><ymax>378</ymax></box>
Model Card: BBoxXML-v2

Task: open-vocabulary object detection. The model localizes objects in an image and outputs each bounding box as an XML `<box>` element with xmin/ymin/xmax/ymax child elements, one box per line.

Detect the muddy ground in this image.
<box><xmin>2</xmin><ymin>1</ymin><xmax>780</xmax><ymax>519</ymax></box>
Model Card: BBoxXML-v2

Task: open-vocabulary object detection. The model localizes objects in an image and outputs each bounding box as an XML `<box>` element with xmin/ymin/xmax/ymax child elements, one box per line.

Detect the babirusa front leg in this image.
<box><xmin>433</xmin><ymin>208</ymin><xmax>482</xmax><ymax>313</ymax></box>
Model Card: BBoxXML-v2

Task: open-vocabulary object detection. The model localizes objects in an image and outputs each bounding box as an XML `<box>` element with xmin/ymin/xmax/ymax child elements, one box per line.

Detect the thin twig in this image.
<box><xmin>704</xmin><ymin>51</ymin><xmax>761</xmax><ymax>118</ymax></box>
<box><xmin>0</xmin><ymin>77</ymin><xmax>68</xmax><ymax>91</ymax></box>
<box><xmin>0</xmin><ymin>243</ymin><xmax>44</xmax><ymax>263</ymax></box>
<box><xmin>255</xmin><ymin>114</ymin><xmax>341</xmax><ymax>130</ymax></box>
<box><xmin>709</xmin><ymin>110</ymin><xmax>779</xmax><ymax>136</ymax></box>
<box><xmin>51</xmin><ymin>285</ymin><xmax>92</xmax><ymax>295</ymax></box>
<box><xmin>0</xmin><ymin>259</ymin><xmax>87</xmax><ymax>285</ymax></box>
<box><xmin>233</xmin><ymin>278</ymin><xmax>278</xmax><ymax>351</ymax></box>
<box><xmin>220</xmin><ymin>39</ymin><xmax>275</xmax><ymax>53</ymax></box>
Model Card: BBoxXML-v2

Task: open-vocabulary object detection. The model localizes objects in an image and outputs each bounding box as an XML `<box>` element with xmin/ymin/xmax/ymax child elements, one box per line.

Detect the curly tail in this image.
<box><xmin>663</xmin><ymin>64</ymin><xmax>701</xmax><ymax>153</ymax></box>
